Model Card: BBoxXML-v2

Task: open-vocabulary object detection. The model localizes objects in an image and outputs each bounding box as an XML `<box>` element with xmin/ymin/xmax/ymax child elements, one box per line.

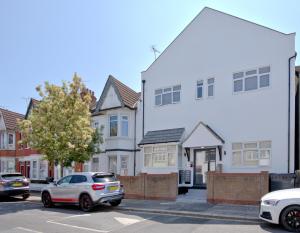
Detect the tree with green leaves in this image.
<box><xmin>18</xmin><ymin>74</ymin><xmax>103</xmax><ymax>177</ymax></box>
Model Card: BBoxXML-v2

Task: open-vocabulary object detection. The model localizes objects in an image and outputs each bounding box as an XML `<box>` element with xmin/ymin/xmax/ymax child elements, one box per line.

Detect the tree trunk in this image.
<box><xmin>60</xmin><ymin>163</ymin><xmax>64</xmax><ymax>178</ymax></box>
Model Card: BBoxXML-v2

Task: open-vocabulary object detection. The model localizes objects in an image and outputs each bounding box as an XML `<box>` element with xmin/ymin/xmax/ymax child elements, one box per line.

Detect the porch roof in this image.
<box><xmin>138</xmin><ymin>128</ymin><xmax>185</xmax><ymax>146</ymax></box>
<box><xmin>182</xmin><ymin>122</ymin><xmax>224</xmax><ymax>148</ymax></box>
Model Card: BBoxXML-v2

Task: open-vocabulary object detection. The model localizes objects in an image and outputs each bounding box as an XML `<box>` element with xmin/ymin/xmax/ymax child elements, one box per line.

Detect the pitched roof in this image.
<box><xmin>144</xmin><ymin>7</ymin><xmax>294</xmax><ymax>73</ymax></box>
<box><xmin>0</xmin><ymin>108</ymin><xmax>24</xmax><ymax>130</ymax></box>
<box><xmin>182</xmin><ymin>121</ymin><xmax>224</xmax><ymax>148</ymax></box>
<box><xmin>138</xmin><ymin>128</ymin><xmax>185</xmax><ymax>146</ymax></box>
<box><xmin>95</xmin><ymin>75</ymin><xmax>140</xmax><ymax>112</ymax></box>
<box><xmin>25</xmin><ymin>98</ymin><xmax>40</xmax><ymax>119</ymax></box>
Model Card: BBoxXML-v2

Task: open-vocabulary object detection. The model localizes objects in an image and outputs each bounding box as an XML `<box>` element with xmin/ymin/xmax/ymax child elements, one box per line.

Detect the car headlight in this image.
<box><xmin>263</xmin><ymin>199</ymin><xmax>280</xmax><ymax>206</ymax></box>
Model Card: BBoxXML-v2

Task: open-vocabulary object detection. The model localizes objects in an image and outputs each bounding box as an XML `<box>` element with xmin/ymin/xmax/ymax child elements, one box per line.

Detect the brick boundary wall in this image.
<box><xmin>207</xmin><ymin>171</ymin><xmax>269</xmax><ymax>205</ymax></box>
<box><xmin>118</xmin><ymin>173</ymin><xmax>178</xmax><ymax>201</ymax></box>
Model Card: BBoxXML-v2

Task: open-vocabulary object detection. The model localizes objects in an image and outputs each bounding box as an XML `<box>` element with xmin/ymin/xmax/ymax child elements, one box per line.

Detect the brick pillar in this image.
<box><xmin>206</xmin><ymin>171</ymin><xmax>215</xmax><ymax>203</ymax></box>
<box><xmin>260</xmin><ymin>171</ymin><xmax>269</xmax><ymax>197</ymax></box>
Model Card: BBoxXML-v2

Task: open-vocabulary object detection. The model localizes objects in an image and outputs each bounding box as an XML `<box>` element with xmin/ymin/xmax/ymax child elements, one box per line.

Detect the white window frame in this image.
<box><xmin>155</xmin><ymin>85</ymin><xmax>181</xmax><ymax>106</ymax></box>
<box><xmin>231</xmin><ymin>140</ymin><xmax>271</xmax><ymax>167</ymax></box>
<box><xmin>8</xmin><ymin>133</ymin><xmax>14</xmax><ymax>145</ymax></box>
<box><xmin>109</xmin><ymin>115</ymin><xmax>118</xmax><ymax>137</ymax></box>
<box><xmin>121</xmin><ymin>115</ymin><xmax>129</xmax><ymax>137</ymax></box>
<box><xmin>233</xmin><ymin>66</ymin><xmax>271</xmax><ymax>94</ymax></box>
<box><xmin>143</xmin><ymin>144</ymin><xmax>177</xmax><ymax>168</ymax></box>
<box><xmin>196</xmin><ymin>80</ymin><xmax>204</xmax><ymax>99</ymax></box>
<box><xmin>207</xmin><ymin>78</ymin><xmax>215</xmax><ymax>98</ymax></box>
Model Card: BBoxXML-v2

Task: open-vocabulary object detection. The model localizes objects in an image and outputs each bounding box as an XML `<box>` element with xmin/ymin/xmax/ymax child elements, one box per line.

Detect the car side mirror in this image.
<box><xmin>46</xmin><ymin>177</ymin><xmax>54</xmax><ymax>184</ymax></box>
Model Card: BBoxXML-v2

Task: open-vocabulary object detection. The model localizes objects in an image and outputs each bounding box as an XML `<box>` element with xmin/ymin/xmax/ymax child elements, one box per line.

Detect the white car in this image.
<box><xmin>41</xmin><ymin>172</ymin><xmax>124</xmax><ymax>212</ymax></box>
<box><xmin>260</xmin><ymin>188</ymin><xmax>300</xmax><ymax>232</ymax></box>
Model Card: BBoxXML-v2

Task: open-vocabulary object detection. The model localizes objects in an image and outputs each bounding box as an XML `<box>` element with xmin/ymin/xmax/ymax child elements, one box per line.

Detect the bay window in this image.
<box><xmin>109</xmin><ymin>115</ymin><xmax>118</xmax><ymax>137</ymax></box>
<box><xmin>144</xmin><ymin>145</ymin><xmax>176</xmax><ymax>168</ymax></box>
<box><xmin>121</xmin><ymin>116</ymin><xmax>129</xmax><ymax>137</ymax></box>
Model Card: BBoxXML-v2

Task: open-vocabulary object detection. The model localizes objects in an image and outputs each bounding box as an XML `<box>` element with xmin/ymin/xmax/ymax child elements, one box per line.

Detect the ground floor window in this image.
<box><xmin>92</xmin><ymin>157</ymin><xmax>99</xmax><ymax>172</ymax></box>
<box><xmin>120</xmin><ymin>156</ymin><xmax>128</xmax><ymax>175</ymax></box>
<box><xmin>39</xmin><ymin>160</ymin><xmax>48</xmax><ymax>179</ymax></box>
<box><xmin>32</xmin><ymin>160</ymin><xmax>38</xmax><ymax>179</ymax></box>
<box><xmin>232</xmin><ymin>141</ymin><xmax>271</xmax><ymax>166</ymax></box>
<box><xmin>0</xmin><ymin>159</ymin><xmax>15</xmax><ymax>173</ymax></box>
<box><xmin>108</xmin><ymin>156</ymin><xmax>117</xmax><ymax>174</ymax></box>
<box><xmin>144</xmin><ymin>145</ymin><xmax>176</xmax><ymax>168</ymax></box>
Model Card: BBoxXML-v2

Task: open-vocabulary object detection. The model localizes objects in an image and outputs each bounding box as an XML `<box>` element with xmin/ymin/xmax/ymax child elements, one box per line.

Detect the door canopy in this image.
<box><xmin>182</xmin><ymin>122</ymin><xmax>224</xmax><ymax>148</ymax></box>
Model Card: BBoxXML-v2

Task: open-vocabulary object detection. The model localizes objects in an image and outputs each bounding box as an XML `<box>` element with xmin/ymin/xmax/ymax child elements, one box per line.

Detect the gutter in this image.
<box><xmin>142</xmin><ymin>80</ymin><xmax>146</xmax><ymax>138</ymax></box>
<box><xmin>288</xmin><ymin>52</ymin><xmax>297</xmax><ymax>173</ymax></box>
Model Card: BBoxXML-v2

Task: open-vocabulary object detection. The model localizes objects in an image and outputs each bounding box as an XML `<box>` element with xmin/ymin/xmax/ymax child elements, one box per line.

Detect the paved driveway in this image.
<box><xmin>0</xmin><ymin>196</ymin><xmax>288</xmax><ymax>233</ymax></box>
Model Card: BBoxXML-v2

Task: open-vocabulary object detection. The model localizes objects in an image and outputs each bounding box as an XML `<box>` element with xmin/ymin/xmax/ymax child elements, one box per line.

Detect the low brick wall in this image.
<box><xmin>118</xmin><ymin>173</ymin><xmax>178</xmax><ymax>201</ymax></box>
<box><xmin>207</xmin><ymin>171</ymin><xmax>269</xmax><ymax>205</ymax></box>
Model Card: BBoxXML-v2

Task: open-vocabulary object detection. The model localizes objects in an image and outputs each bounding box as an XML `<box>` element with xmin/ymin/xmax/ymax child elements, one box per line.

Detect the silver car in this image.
<box><xmin>41</xmin><ymin>172</ymin><xmax>124</xmax><ymax>211</ymax></box>
<box><xmin>0</xmin><ymin>173</ymin><xmax>30</xmax><ymax>199</ymax></box>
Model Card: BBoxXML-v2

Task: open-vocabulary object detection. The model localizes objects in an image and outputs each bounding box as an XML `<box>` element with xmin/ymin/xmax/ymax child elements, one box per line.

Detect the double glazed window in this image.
<box><xmin>144</xmin><ymin>145</ymin><xmax>176</xmax><ymax>168</ymax></box>
<box><xmin>232</xmin><ymin>141</ymin><xmax>271</xmax><ymax>167</ymax></box>
<box><xmin>109</xmin><ymin>115</ymin><xmax>118</xmax><ymax>137</ymax></box>
<box><xmin>8</xmin><ymin>134</ymin><xmax>13</xmax><ymax>145</ymax></box>
<box><xmin>121</xmin><ymin>116</ymin><xmax>128</xmax><ymax>137</ymax></box>
<box><xmin>109</xmin><ymin>115</ymin><xmax>129</xmax><ymax>137</ymax></box>
<box><xmin>233</xmin><ymin>66</ymin><xmax>270</xmax><ymax>93</ymax></box>
<box><xmin>207</xmin><ymin>78</ymin><xmax>215</xmax><ymax>97</ymax></box>
<box><xmin>196</xmin><ymin>78</ymin><xmax>215</xmax><ymax>99</ymax></box>
<box><xmin>196</xmin><ymin>80</ymin><xmax>203</xmax><ymax>98</ymax></box>
<box><xmin>155</xmin><ymin>85</ymin><xmax>181</xmax><ymax>106</ymax></box>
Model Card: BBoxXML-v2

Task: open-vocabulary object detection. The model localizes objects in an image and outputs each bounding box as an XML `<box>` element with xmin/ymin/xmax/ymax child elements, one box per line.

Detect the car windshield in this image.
<box><xmin>92</xmin><ymin>174</ymin><xmax>116</xmax><ymax>183</ymax></box>
<box><xmin>1</xmin><ymin>174</ymin><xmax>25</xmax><ymax>180</ymax></box>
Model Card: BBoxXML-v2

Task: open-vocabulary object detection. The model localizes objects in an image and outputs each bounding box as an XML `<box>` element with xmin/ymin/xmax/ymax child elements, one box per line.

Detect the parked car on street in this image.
<box><xmin>41</xmin><ymin>172</ymin><xmax>124</xmax><ymax>212</ymax></box>
<box><xmin>0</xmin><ymin>173</ymin><xmax>30</xmax><ymax>199</ymax></box>
<box><xmin>260</xmin><ymin>188</ymin><xmax>300</xmax><ymax>232</ymax></box>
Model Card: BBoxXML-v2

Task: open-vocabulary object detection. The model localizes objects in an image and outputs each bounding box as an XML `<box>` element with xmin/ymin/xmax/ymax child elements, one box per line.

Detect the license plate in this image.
<box><xmin>108</xmin><ymin>186</ymin><xmax>118</xmax><ymax>191</ymax></box>
<box><xmin>12</xmin><ymin>182</ymin><xmax>23</xmax><ymax>187</ymax></box>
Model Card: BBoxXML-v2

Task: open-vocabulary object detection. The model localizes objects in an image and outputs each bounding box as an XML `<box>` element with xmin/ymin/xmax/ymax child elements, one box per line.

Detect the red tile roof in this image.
<box><xmin>0</xmin><ymin>108</ymin><xmax>24</xmax><ymax>130</ymax></box>
<box><xmin>109</xmin><ymin>76</ymin><xmax>140</xmax><ymax>108</ymax></box>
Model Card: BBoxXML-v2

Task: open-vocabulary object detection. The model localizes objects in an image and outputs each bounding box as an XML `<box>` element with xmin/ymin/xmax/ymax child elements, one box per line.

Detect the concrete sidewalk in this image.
<box><xmin>116</xmin><ymin>199</ymin><xmax>260</xmax><ymax>222</ymax></box>
<box><xmin>28</xmin><ymin>193</ymin><xmax>260</xmax><ymax>222</ymax></box>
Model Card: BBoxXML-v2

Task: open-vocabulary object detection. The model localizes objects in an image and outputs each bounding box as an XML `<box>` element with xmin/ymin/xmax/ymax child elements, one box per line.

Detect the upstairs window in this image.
<box><xmin>155</xmin><ymin>85</ymin><xmax>181</xmax><ymax>106</ymax></box>
<box><xmin>233</xmin><ymin>66</ymin><xmax>270</xmax><ymax>93</ymax></box>
<box><xmin>109</xmin><ymin>115</ymin><xmax>118</xmax><ymax>137</ymax></box>
<box><xmin>121</xmin><ymin>116</ymin><xmax>129</xmax><ymax>137</ymax></box>
<box><xmin>207</xmin><ymin>78</ymin><xmax>215</xmax><ymax>97</ymax></box>
<box><xmin>8</xmin><ymin>134</ymin><xmax>14</xmax><ymax>145</ymax></box>
<box><xmin>196</xmin><ymin>80</ymin><xmax>203</xmax><ymax>99</ymax></box>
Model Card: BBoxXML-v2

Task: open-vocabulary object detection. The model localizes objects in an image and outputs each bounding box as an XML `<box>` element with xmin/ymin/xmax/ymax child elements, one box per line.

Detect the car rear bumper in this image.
<box><xmin>96</xmin><ymin>193</ymin><xmax>124</xmax><ymax>204</ymax></box>
<box><xmin>0</xmin><ymin>188</ymin><xmax>30</xmax><ymax>197</ymax></box>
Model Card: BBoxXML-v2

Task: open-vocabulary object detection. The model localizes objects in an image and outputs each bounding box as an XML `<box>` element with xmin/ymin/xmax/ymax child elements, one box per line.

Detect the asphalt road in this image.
<box><xmin>0</xmin><ymin>196</ymin><xmax>288</xmax><ymax>233</ymax></box>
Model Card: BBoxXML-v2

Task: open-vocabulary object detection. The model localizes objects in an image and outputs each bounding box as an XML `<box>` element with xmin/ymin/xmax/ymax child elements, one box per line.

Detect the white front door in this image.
<box><xmin>194</xmin><ymin>148</ymin><xmax>216</xmax><ymax>187</ymax></box>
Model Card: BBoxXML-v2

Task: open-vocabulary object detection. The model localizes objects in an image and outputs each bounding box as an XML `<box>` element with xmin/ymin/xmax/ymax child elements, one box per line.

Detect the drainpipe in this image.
<box><xmin>142</xmin><ymin>80</ymin><xmax>146</xmax><ymax>138</ymax></box>
<box><xmin>133</xmin><ymin>108</ymin><xmax>137</xmax><ymax>176</ymax></box>
<box><xmin>288</xmin><ymin>52</ymin><xmax>297</xmax><ymax>173</ymax></box>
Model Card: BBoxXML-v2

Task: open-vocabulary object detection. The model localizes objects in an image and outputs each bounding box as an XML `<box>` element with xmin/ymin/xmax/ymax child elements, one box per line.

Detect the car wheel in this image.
<box><xmin>42</xmin><ymin>192</ymin><xmax>53</xmax><ymax>208</ymax></box>
<box><xmin>110</xmin><ymin>200</ymin><xmax>121</xmax><ymax>207</ymax></box>
<box><xmin>80</xmin><ymin>194</ymin><xmax>94</xmax><ymax>212</ymax></box>
<box><xmin>280</xmin><ymin>205</ymin><xmax>300</xmax><ymax>232</ymax></box>
<box><xmin>22</xmin><ymin>194</ymin><xmax>30</xmax><ymax>200</ymax></box>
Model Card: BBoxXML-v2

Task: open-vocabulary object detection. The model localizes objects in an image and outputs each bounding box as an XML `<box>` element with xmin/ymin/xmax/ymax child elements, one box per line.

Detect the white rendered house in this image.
<box><xmin>138</xmin><ymin>7</ymin><xmax>297</xmax><ymax>188</ymax></box>
<box><xmin>90</xmin><ymin>75</ymin><xmax>142</xmax><ymax>176</ymax></box>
